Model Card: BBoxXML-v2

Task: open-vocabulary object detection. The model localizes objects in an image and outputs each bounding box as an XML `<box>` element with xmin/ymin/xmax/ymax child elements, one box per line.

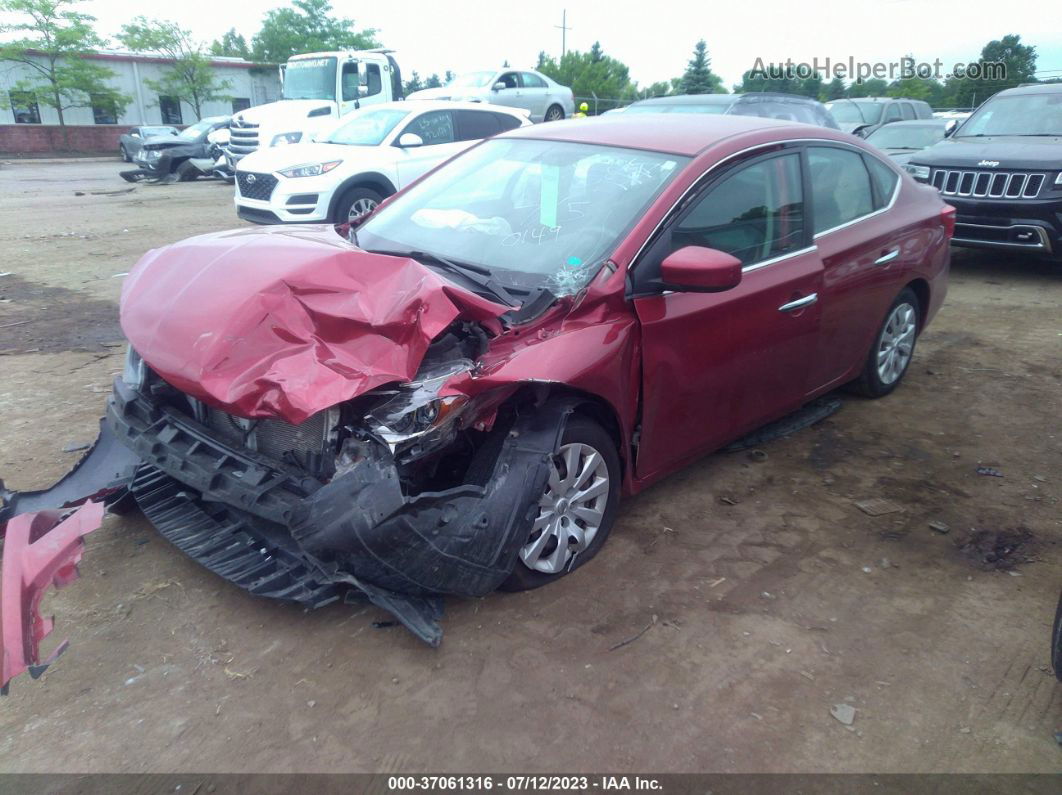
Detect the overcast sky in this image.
<box><xmin>39</xmin><ymin>0</ymin><xmax>1062</xmax><ymax>90</ymax></box>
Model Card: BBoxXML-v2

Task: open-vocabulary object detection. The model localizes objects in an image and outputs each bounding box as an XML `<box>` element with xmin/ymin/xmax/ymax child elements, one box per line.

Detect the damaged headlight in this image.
<box><xmin>122</xmin><ymin>346</ymin><xmax>146</xmax><ymax>390</ymax></box>
<box><xmin>364</xmin><ymin>364</ymin><xmax>473</xmax><ymax>456</ymax></box>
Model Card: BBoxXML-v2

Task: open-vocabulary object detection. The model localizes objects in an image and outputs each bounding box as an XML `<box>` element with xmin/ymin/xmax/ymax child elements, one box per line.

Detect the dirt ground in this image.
<box><xmin>0</xmin><ymin>158</ymin><xmax>1059</xmax><ymax>774</ymax></box>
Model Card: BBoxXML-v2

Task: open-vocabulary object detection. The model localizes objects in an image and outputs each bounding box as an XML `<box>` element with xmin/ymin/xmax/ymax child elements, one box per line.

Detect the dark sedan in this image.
<box><xmin>865</xmin><ymin>119</ymin><xmax>953</xmax><ymax>166</ymax></box>
<box><xmin>118</xmin><ymin>125</ymin><xmax>178</xmax><ymax>162</ymax></box>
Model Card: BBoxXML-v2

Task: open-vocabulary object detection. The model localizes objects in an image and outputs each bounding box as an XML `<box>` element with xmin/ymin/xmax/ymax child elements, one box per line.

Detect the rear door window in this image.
<box><xmin>454</xmin><ymin>110</ymin><xmax>500</xmax><ymax>140</ymax></box>
<box><xmin>883</xmin><ymin>104</ymin><xmax>902</xmax><ymax>123</ymax></box>
<box><xmin>807</xmin><ymin>146</ymin><xmax>875</xmax><ymax>233</ymax></box>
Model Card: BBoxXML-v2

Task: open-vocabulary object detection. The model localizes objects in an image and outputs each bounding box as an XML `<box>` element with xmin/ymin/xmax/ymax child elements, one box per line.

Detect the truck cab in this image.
<box><xmin>227</xmin><ymin>49</ymin><xmax>403</xmax><ymax>165</ymax></box>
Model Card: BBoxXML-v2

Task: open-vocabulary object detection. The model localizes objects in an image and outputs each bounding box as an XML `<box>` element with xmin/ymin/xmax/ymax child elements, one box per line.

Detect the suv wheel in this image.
<box><xmin>501</xmin><ymin>414</ymin><xmax>620</xmax><ymax>591</ymax></box>
<box><xmin>335</xmin><ymin>186</ymin><xmax>383</xmax><ymax>223</ymax></box>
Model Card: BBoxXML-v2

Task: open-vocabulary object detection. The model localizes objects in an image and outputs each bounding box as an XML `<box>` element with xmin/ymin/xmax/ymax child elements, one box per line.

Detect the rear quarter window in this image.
<box><xmin>864</xmin><ymin>155</ymin><xmax>900</xmax><ymax>209</ymax></box>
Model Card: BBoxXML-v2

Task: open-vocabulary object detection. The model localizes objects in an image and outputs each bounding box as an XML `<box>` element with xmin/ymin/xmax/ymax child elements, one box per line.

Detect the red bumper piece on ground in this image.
<box><xmin>1</xmin><ymin>501</ymin><xmax>106</xmax><ymax>692</ymax></box>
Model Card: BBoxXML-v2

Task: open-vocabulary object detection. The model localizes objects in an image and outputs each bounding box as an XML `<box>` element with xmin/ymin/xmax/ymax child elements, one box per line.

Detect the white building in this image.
<box><xmin>0</xmin><ymin>49</ymin><xmax>281</xmax><ymax>127</ymax></box>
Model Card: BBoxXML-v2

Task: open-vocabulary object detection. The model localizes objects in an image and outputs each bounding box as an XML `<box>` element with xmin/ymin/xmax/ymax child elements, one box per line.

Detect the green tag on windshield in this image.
<box><xmin>539</xmin><ymin>165</ymin><xmax>559</xmax><ymax>228</ymax></box>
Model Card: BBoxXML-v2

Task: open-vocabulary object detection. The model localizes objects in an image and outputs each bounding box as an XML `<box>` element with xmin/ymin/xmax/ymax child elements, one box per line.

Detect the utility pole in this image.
<box><xmin>555</xmin><ymin>9</ymin><xmax>571</xmax><ymax>58</ymax></box>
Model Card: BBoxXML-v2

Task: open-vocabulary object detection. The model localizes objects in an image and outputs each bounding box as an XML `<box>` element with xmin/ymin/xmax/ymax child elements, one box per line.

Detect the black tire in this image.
<box><xmin>175</xmin><ymin>160</ymin><xmax>199</xmax><ymax>182</ymax></box>
<box><xmin>334</xmin><ymin>186</ymin><xmax>383</xmax><ymax>223</ymax></box>
<box><xmin>1052</xmin><ymin>590</ymin><xmax>1062</xmax><ymax>681</ymax></box>
<box><xmin>849</xmin><ymin>287</ymin><xmax>920</xmax><ymax>398</ymax></box>
<box><xmin>500</xmin><ymin>414</ymin><xmax>621</xmax><ymax>591</ymax></box>
<box><xmin>544</xmin><ymin>104</ymin><xmax>565</xmax><ymax>122</ymax></box>
<box><xmin>120</xmin><ymin>144</ymin><xmax>130</xmax><ymax>162</ymax></box>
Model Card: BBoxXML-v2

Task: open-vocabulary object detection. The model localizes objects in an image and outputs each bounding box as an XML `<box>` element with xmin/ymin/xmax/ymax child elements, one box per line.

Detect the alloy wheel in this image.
<box><xmin>519</xmin><ymin>442</ymin><xmax>610</xmax><ymax>574</ymax></box>
<box><xmin>545</xmin><ymin>106</ymin><xmax>564</xmax><ymax>122</ymax></box>
<box><xmin>877</xmin><ymin>302</ymin><xmax>916</xmax><ymax>385</ymax></box>
<box><xmin>348</xmin><ymin>197</ymin><xmax>378</xmax><ymax>221</ymax></box>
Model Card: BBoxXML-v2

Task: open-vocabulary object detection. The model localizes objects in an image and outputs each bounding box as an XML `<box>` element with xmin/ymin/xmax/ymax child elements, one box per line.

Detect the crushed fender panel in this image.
<box><xmin>1</xmin><ymin>502</ymin><xmax>106</xmax><ymax>693</ymax></box>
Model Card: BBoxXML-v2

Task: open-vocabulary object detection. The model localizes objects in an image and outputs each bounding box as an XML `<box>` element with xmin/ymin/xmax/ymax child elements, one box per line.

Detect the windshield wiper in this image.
<box><xmin>367</xmin><ymin>248</ymin><xmax>517</xmax><ymax>307</ymax></box>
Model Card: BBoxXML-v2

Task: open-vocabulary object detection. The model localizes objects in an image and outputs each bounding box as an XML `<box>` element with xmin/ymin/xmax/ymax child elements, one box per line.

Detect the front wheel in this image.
<box><xmin>849</xmin><ymin>287</ymin><xmax>920</xmax><ymax>398</ymax></box>
<box><xmin>334</xmin><ymin>186</ymin><xmax>383</xmax><ymax>223</ymax></box>
<box><xmin>120</xmin><ymin>145</ymin><xmax>130</xmax><ymax>162</ymax></box>
<box><xmin>544</xmin><ymin>104</ymin><xmax>565</xmax><ymax>122</ymax></box>
<box><xmin>501</xmin><ymin>414</ymin><xmax>620</xmax><ymax>591</ymax></box>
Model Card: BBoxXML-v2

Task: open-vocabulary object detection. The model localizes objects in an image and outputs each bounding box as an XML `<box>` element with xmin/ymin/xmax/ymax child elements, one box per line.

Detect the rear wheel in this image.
<box><xmin>849</xmin><ymin>287</ymin><xmax>920</xmax><ymax>398</ymax></box>
<box><xmin>544</xmin><ymin>104</ymin><xmax>565</xmax><ymax>122</ymax></box>
<box><xmin>501</xmin><ymin>414</ymin><xmax>620</xmax><ymax>591</ymax></box>
<box><xmin>335</xmin><ymin>186</ymin><xmax>383</xmax><ymax>223</ymax></box>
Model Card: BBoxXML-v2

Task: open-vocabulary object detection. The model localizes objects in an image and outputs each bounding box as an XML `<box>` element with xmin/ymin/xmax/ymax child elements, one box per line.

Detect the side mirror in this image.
<box><xmin>398</xmin><ymin>132</ymin><xmax>424</xmax><ymax>147</ymax></box>
<box><xmin>660</xmin><ymin>246</ymin><xmax>743</xmax><ymax>293</ymax></box>
<box><xmin>493</xmin><ymin>82</ymin><xmax>507</xmax><ymax>91</ymax></box>
<box><xmin>944</xmin><ymin>120</ymin><xmax>957</xmax><ymax>137</ymax></box>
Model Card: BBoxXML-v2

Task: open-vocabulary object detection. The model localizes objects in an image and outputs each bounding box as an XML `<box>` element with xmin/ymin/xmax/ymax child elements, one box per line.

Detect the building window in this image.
<box><xmin>159</xmin><ymin>95</ymin><xmax>182</xmax><ymax>125</ymax></box>
<box><xmin>91</xmin><ymin>95</ymin><xmax>118</xmax><ymax>125</ymax></box>
<box><xmin>9</xmin><ymin>91</ymin><xmax>41</xmax><ymax>124</ymax></box>
<box><xmin>232</xmin><ymin>97</ymin><xmax>251</xmax><ymax>113</ymax></box>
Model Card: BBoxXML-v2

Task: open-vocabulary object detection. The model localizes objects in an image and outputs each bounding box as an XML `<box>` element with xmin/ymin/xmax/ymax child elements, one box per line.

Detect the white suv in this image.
<box><xmin>234</xmin><ymin>101</ymin><xmax>530</xmax><ymax>224</ymax></box>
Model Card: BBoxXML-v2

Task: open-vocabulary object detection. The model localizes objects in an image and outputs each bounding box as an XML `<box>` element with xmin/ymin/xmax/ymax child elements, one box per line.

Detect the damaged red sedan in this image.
<box><xmin>0</xmin><ymin>115</ymin><xmax>953</xmax><ymax>685</ymax></box>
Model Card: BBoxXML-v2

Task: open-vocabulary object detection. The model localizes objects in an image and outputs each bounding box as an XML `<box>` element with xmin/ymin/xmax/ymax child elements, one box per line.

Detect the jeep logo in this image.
<box><xmin>978</xmin><ymin>160</ymin><xmax>1000</xmax><ymax>167</ymax></box>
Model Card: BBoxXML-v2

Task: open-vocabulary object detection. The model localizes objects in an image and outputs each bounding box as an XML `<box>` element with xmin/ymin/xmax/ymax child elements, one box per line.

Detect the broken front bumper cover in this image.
<box><xmin>2</xmin><ymin>378</ymin><xmax>571</xmax><ymax>686</ymax></box>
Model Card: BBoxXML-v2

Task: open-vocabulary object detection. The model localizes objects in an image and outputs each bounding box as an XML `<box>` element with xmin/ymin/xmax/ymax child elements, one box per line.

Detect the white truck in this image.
<box><xmin>226</xmin><ymin>49</ymin><xmax>403</xmax><ymax>165</ymax></box>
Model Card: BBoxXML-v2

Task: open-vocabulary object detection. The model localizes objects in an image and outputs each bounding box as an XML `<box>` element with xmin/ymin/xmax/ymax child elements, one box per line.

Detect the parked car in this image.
<box><xmin>825</xmin><ymin>97</ymin><xmax>934</xmax><ymax>137</ymax></box>
<box><xmin>904</xmin><ymin>83</ymin><xmax>1062</xmax><ymax>258</ymax></box>
<box><xmin>119</xmin><ymin>125</ymin><xmax>178</xmax><ymax>162</ymax></box>
<box><xmin>865</xmin><ymin>119</ymin><xmax>953</xmax><ymax>165</ymax></box>
<box><xmin>614</xmin><ymin>92</ymin><xmax>839</xmax><ymax>129</ymax></box>
<box><xmin>121</xmin><ymin>117</ymin><xmax>231</xmax><ymax>183</ymax></box>
<box><xmin>234</xmin><ymin>101</ymin><xmax>530</xmax><ymax>224</ymax></box>
<box><xmin>406</xmin><ymin>68</ymin><xmax>574</xmax><ymax>122</ymax></box>
<box><xmin>0</xmin><ymin>114</ymin><xmax>954</xmax><ymax>682</ymax></box>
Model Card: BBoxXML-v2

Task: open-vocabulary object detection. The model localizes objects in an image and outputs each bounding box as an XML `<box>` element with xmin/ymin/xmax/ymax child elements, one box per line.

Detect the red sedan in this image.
<box><xmin>1</xmin><ymin>115</ymin><xmax>954</xmax><ymax>681</ymax></box>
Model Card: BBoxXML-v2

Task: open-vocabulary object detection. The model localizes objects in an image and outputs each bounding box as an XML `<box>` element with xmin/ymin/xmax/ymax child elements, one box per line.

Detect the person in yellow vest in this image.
<box><xmin>573</xmin><ymin>102</ymin><xmax>589</xmax><ymax>119</ymax></box>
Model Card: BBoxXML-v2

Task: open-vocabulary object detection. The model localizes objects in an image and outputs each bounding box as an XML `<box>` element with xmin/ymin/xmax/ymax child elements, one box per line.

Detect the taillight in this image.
<box><xmin>941</xmin><ymin>204</ymin><xmax>956</xmax><ymax>238</ymax></box>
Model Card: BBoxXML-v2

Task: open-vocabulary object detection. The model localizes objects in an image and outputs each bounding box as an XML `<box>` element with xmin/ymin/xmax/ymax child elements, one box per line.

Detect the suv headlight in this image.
<box><xmin>905</xmin><ymin>164</ymin><xmax>931</xmax><ymax>181</ymax></box>
<box><xmin>278</xmin><ymin>160</ymin><xmax>342</xmax><ymax>178</ymax></box>
<box><xmin>270</xmin><ymin>132</ymin><xmax>303</xmax><ymax>146</ymax></box>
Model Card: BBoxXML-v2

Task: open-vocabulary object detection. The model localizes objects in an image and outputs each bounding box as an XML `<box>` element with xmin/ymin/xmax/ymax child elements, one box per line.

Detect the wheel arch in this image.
<box><xmin>903</xmin><ymin>277</ymin><xmax>930</xmax><ymax>331</ymax></box>
<box><xmin>328</xmin><ymin>172</ymin><xmax>397</xmax><ymax>219</ymax></box>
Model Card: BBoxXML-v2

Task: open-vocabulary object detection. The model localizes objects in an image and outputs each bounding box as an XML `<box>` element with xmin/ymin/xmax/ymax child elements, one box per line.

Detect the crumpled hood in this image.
<box><xmin>120</xmin><ymin>225</ymin><xmax>507</xmax><ymax>424</ymax></box>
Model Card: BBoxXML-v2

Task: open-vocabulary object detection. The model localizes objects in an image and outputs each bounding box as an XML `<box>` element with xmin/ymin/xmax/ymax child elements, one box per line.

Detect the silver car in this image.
<box><xmin>406</xmin><ymin>69</ymin><xmax>574</xmax><ymax>123</ymax></box>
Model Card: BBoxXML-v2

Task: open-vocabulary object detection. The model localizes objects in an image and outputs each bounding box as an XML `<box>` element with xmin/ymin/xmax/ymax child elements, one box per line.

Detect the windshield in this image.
<box><xmin>827</xmin><ymin>101</ymin><xmax>883</xmax><ymax>124</ymax></box>
<box><xmin>284</xmin><ymin>57</ymin><xmax>337</xmax><ymax>100</ymax></box>
<box><xmin>357</xmin><ymin>139</ymin><xmax>688</xmax><ymax>296</ymax></box>
<box><xmin>626</xmin><ymin>102</ymin><xmax>729</xmax><ymax>115</ymax></box>
<box><xmin>323</xmin><ymin>108</ymin><xmax>409</xmax><ymax>146</ymax></box>
<box><xmin>958</xmin><ymin>92</ymin><xmax>1062</xmax><ymax>136</ymax></box>
<box><xmin>866</xmin><ymin>124</ymin><xmax>946</xmax><ymax>149</ymax></box>
<box><xmin>448</xmin><ymin>71</ymin><xmax>495</xmax><ymax>88</ymax></box>
<box><xmin>176</xmin><ymin>120</ymin><xmax>214</xmax><ymax>141</ymax></box>
<box><xmin>143</xmin><ymin>126</ymin><xmax>176</xmax><ymax>137</ymax></box>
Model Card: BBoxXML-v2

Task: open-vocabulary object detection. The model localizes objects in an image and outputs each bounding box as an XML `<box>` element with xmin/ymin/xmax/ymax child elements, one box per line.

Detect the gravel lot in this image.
<box><xmin>0</xmin><ymin>158</ymin><xmax>1059</xmax><ymax>773</ymax></box>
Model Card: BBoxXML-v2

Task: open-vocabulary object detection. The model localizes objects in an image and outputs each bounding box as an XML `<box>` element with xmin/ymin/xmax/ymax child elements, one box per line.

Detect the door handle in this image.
<box><xmin>778</xmin><ymin>293</ymin><xmax>818</xmax><ymax>312</ymax></box>
<box><xmin>874</xmin><ymin>248</ymin><xmax>900</xmax><ymax>265</ymax></box>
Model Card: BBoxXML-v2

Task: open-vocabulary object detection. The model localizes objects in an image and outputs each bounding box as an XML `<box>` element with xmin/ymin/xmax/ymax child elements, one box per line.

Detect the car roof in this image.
<box><xmin>632</xmin><ymin>94</ymin><xmax>735</xmax><ymax>107</ymax></box>
<box><xmin>498</xmin><ymin>113</ymin><xmax>846</xmax><ymax>156</ymax></box>
<box><xmin>998</xmin><ymin>83</ymin><xmax>1062</xmax><ymax>96</ymax></box>
<box><xmin>838</xmin><ymin>97</ymin><xmax>927</xmax><ymax>104</ymax></box>
<box><xmin>357</xmin><ymin>100</ymin><xmax>527</xmax><ymax>117</ymax></box>
<box><xmin>869</xmin><ymin>119</ymin><xmax>948</xmax><ymax>128</ymax></box>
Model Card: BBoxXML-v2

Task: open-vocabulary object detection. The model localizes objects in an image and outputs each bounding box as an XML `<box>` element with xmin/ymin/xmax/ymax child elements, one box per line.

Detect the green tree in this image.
<box><xmin>403</xmin><ymin>71</ymin><xmax>423</xmax><ymax>94</ymax></box>
<box><xmin>0</xmin><ymin>0</ymin><xmax>129</xmax><ymax>148</ymax></box>
<box><xmin>251</xmin><ymin>0</ymin><xmax>379</xmax><ymax>64</ymax></box>
<box><xmin>537</xmin><ymin>43</ymin><xmax>638</xmax><ymax>111</ymax></box>
<box><xmin>424</xmin><ymin>73</ymin><xmax>442</xmax><ymax>89</ymax></box>
<box><xmin>444</xmin><ymin>70</ymin><xmax>455</xmax><ymax>84</ymax></box>
<box><xmin>945</xmin><ymin>34</ymin><xmax>1036</xmax><ymax>109</ymax></box>
<box><xmin>847</xmin><ymin>77</ymin><xmax>888</xmax><ymax>98</ymax></box>
<box><xmin>824</xmin><ymin>76</ymin><xmax>847</xmax><ymax>100</ymax></box>
<box><xmin>210</xmin><ymin>28</ymin><xmax>250</xmax><ymax>60</ymax></box>
<box><xmin>118</xmin><ymin>17</ymin><xmax>231</xmax><ymax>120</ymax></box>
<box><xmin>679</xmin><ymin>40</ymin><xmax>725</xmax><ymax>94</ymax></box>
